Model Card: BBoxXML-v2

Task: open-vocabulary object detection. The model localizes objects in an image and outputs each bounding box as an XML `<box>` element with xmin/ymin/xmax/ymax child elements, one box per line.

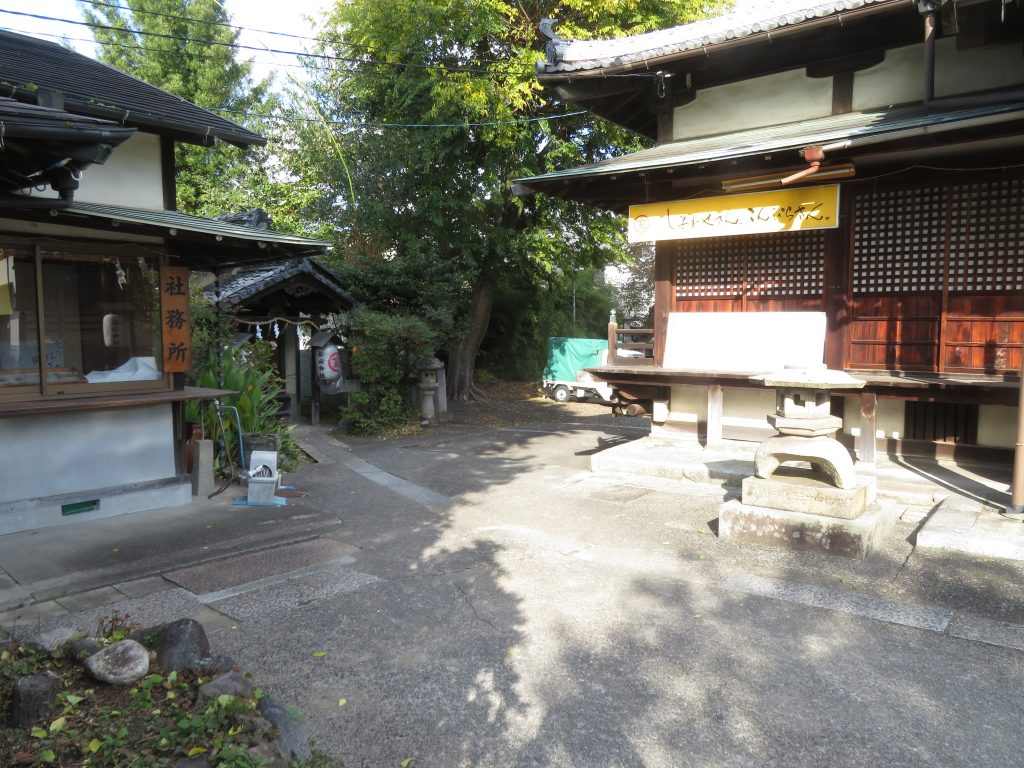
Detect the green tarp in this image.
<box><xmin>543</xmin><ymin>337</ymin><xmax>608</xmax><ymax>382</ymax></box>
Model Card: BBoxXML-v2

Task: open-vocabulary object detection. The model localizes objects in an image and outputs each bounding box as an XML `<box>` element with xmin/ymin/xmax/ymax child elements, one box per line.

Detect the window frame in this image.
<box><xmin>0</xmin><ymin>239</ymin><xmax>174</xmax><ymax>403</ymax></box>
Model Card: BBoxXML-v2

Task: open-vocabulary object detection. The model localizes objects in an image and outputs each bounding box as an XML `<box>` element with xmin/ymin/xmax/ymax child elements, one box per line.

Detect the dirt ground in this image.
<box><xmin>336</xmin><ymin>378</ymin><xmax>646</xmax><ymax>445</ymax></box>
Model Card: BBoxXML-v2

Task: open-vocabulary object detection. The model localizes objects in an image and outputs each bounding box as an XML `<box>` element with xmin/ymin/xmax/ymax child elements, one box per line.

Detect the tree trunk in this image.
<box><xmin>447</xmin><ymin>269</ymin><xmax>495</xmax><ymax>401</ymax></box>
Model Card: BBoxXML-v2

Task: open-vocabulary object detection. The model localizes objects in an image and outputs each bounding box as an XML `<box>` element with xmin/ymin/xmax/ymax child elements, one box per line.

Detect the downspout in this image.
<box><xmin>781</xmin><ymin>146</ymin><xmax>824</xmax><ymax>185</ymax></box>
<box><xmin>921</xmin><ymin>2</ymin><xmax>938</xmax><ymax>106</ymax></box>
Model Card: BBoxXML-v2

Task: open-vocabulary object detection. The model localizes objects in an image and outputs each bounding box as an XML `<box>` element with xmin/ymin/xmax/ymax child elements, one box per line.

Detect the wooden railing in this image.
<box><xmin>607</xmin><ymin>318</ymin><xmax>655</xmax><ymax>366</ymax></box>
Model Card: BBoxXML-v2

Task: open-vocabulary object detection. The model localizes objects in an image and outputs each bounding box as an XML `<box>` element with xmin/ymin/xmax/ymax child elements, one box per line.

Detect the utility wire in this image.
<box><xmin>3</xmin><ymin>8</ymin><xmax>655</xmax><ymax>79</ymax></box>
<box><xmin>0</xmin><ymin>25</ymin><xmax>592</xmax><ymax>129</ymax></box>
<box><xmin>0</xmin><ymin>8</ymin><xmax>542</xmax><ymax>77</ymax></box>
<box><xmin>214</xmin><ymin>107</ymin><xmax>589</xmax><ymax>129</ymax></box>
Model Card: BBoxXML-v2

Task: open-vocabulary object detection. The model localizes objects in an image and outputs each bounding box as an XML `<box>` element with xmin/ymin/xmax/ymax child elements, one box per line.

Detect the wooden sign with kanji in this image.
<box><xmin>160</xmin><ymin>265</ymin><xmax>191</xmax><ymax>373</ymax></box>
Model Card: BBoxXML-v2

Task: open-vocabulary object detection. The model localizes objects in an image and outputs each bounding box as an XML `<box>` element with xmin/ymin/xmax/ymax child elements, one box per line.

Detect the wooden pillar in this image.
<box><xmin>310</xmin><ymin>344</ymin><xmax>321</xmax><ymax>426</ymax></box>
<box><xmin>654</xmin><ymin>241</ymin><xmax>673</xmax><ymax>366</ymax></box>
<box><xmin>705</xmin><ymin>384</ymin><xmax>724</xmax><ymax>446</ymax></box>
<box><xmin>607</xmin><ymin>314</ymin><xmax>618</xmax><ymax>366</ymax></box>
<box><xmin>858</xmin><ymin>391</ymin><xmax>877</xmax><ymax>464</ymax></box>
<box><xmin>823</xmin><ymin>224</ymin><xmax>850</xmax><ymax>371</ymax></box>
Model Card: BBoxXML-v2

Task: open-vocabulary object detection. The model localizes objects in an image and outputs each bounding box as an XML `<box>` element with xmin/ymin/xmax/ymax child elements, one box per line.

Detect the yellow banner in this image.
<box><xmin>628</xmin><ymin>184</ymin><xmax>840</xmax><ymax>243</ymax></box>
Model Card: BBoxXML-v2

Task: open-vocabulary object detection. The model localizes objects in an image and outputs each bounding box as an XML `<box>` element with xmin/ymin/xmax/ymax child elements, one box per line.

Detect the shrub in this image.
<box><xmin>335</xmin><ymin>308</ymin><xmax>438</xmax><ymax>434</ymax></box>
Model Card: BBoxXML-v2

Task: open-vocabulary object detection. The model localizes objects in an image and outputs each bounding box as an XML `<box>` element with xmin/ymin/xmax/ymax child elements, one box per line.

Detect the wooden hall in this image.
<box><xmin>517</xmin><ymin>0</ymin><xmax>1024</xmax><ymax>464</ymax></box>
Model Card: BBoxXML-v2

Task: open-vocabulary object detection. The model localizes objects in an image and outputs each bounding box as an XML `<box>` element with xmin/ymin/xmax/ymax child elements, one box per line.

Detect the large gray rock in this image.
<box><xmin>12</xmin><ymin>672</ymin><xmax>60</xmax><ymax>727</ymax></box>
<box><xmin>258</xmin><ymin>696</ymin><xmax>311</xmax><ymax>763</ymax></box>
<box><xmin>152</xmin><ymin>619</ymin><xmax>211</xmax><ymax>671</ymax></box>
<box><xmin>196</xmin><ymin>670</ymin><xmax>253</xmax><ymax>704</ymax></box>
<box><xmin>84</xmin><ymin>639</ymin><xmax>149</xmax><ymax>685</ymax></box>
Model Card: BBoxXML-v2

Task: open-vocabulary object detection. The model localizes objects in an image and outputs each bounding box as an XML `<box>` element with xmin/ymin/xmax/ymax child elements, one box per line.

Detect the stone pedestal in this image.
<box><xmin>719</xmin><ymin>497</ymin><xmax>896</xmax><ymax>559</ymax></box>
<box><xmin>742</xmin><ymin>472</ymin><xmax>876</xmax><ymax>520</ymax></box>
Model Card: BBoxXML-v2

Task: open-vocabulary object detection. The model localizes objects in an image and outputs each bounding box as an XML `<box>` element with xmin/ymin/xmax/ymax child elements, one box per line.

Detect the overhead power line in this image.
<box><xmin>0</xmin><ymin>8</ymin><xmax>542</xmax><ymax>77</ymax></box>
<box><xmin>214</xmin><ymin>107</ymin><xmax>590</xmax><ymax>129</ymax></box>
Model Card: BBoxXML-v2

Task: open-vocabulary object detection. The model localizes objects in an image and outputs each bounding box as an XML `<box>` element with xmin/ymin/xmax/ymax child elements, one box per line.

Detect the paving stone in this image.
<box><xmin>164</xmin><ymin>538</ymin><xmax>360</xmax><ymax>594</ymax></box>
<box><xmin>0</xmin><ymin>572</ymin><xmax>30</xmax><ymax>612</ymax></box>
<box><xmin>206</xmin><ymin>561</ymin><xmax>380</xmax><ymax>622</ymax></box>
<box><xmin>0</xmin><ymin>600</ymin><xmax>69</xmax><ymax>632</ymax></box>
<box><xmin>949</xmin><ymin>613</ymin><xmax>1024</xmax><ymax>652</ymax></box>
<box><xmin>722</xmin><ymin>572</ymin><xmax>953</xmax><ymax>633</ymax></box>
<box><xmin>55</xmin><ymin>586</ymin><xmax>125</xmax><ymax>613</ymax></box>
<box><xmin>191</xmin><ymin>605</ymin><xmax>238</xmax><ymax>633</ymax></box>
<box><xmin>113</xmin><ymin>576</ymin><xmax>174</xmax><ymax>598</ymax></box>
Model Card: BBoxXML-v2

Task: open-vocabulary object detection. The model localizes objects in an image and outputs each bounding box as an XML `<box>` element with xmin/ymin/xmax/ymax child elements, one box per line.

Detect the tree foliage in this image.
<box><xmin>299</xmin><ymin>0</ymin><xmax>719</xmax><ymax>399</ymax></box>
<box><xmin>82</xmin><ymin>0</ymin><xmax>276</xmax><ymax>217</ymax></box>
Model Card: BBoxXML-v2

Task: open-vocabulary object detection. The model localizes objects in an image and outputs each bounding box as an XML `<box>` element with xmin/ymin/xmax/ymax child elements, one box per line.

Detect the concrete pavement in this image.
<box><xmin>3</xmin><ymin>419</ymin><xmax>1024</xmax><ymax>767</ymax></box>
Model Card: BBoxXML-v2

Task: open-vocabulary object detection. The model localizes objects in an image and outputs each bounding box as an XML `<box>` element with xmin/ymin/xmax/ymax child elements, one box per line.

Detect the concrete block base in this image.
<box><xmin>741</xmin><ymin>472</ymin><xmax>877</xmax><ymax>520</ymax></box>
<box><xmin>191</xmin><ymin>439</ymin><xmax>216</xmax><ymax>498</ymax></box>
<box><xmin>718</xmin><ymin>497</ymin><xmax>897</xmax><ymax>559</ymax></box>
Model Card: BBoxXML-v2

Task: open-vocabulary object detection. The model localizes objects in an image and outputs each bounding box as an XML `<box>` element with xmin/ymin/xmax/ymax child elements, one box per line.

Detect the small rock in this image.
<box><xmin>174</xmin><ymin>757</ymin><xmax>211</xmax><ymax>768</ymax></box>
<box><xmin>198</xmin><ymin>653</ymin><xmax>237</xmax><ymax>675</ymax></box>
<box><xmin>258</xmin><ymin>696</ymin><xmax>311</xmax><ymax>762</ymax></box>
<box><xmin>246</xmin><ymin>743</ymin><xmax>288</xmax><ymax>768</ymax></box>
<box><xmin>84</xmin><ymin>639</ymin><xmax>149</xmax><ymax>685</ymax></box>
<box><xmin>196</xmin><ymin>670</ymin><xmax>252</xmax><ymax>703</ymax></box>
<box><xmin>70</xmin><ymin>637</ymin><xmax>103</xmax><ymax>659</ymax></box>
<box><xmin>151</xmin><ymin>619</ymin><xmax>211</xmax><ymax>671</ymax></box>
<box><xmin>11</xmin><ymin>672</ymin><xmax>60</xmax><ymax>728</ymax></box>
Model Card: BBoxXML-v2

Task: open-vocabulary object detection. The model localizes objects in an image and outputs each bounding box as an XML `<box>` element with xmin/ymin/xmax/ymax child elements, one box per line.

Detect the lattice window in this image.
<box><xmin>746</xmin><ymin>232</ymin><xmax>825</xmax><ymax>297</ymax></box>
<box><xmin>673</xmin><ymin>232</ymin><xmax>824</xmax><ymax>300</ymax></box>
<box><xmin>673</xmin><ymin>239</ymin><xmax>745</xmax><ymax>298</ymax></box>
<box><xmin>852</xmin><ymin>187</ymin><xmax>945</xmax><ymax>294</ymax></box>
<box><xmin>948</xmin><ymin>179</ymin><xmax>1024</xmax><ymax>292</ymax></box>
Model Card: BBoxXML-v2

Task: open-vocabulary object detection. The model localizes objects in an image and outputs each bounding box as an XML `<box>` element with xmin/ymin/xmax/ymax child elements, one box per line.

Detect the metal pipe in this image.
<box><xmin>923</xmin><ymin>10</ymin><xmax>937</xmax><ymax>105</ymax></box>
<box><xmin>780</xmin><ymin>160</ymin><xmax>820</xmax><ymax>185</ymax></box>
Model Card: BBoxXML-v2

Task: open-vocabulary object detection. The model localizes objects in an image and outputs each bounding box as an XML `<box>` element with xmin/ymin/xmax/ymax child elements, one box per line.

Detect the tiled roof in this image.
<box><xmin>213</xmin><ymin>258</ymin><xmax>355</xmax><ymax>308</ymax></box>
<box><xmin>60</xmin><ymin>202</ymin><xmax>331</xmax><ymax>251</ymax></box>
<box><xmin>515</xmin><ymin>100</ymin><xmax>1024</xmax><ymax>194</ymax></box>
<box><xmin>539</xmin><ymin>0</ymin><xmax>899</xmax><ymax>75</ymax></box>
<box><xmin>0</xmin><ymin>95</ymin><xmax>134</xmax><ymax>140</ymax></box>
<box><xmin>0</xmin><ymin>30</ymin><xmax>264</xmax><ymax>147</ymax></box>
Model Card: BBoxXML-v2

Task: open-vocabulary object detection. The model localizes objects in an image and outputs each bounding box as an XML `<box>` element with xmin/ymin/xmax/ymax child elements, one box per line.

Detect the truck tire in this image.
<box><xmin>553</xmin><ymin>385</ymin><xmax>570</xmax><ymax>403</ymax></box>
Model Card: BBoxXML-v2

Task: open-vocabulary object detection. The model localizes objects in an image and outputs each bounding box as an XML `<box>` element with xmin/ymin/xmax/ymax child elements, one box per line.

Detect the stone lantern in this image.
<box><xmin>718</xmin><ymin>365</ymin><xmax>892</xmax><ymax>559</ymax></box>
<box><xmin>752</xmin><ymin>365</ymin><xmax>865</xmax><ymax>491</ymax></box>
<box><xmin>418</xmin><ymin>357</ymin><xmax>444</xmax><ymax>426</ymax></box>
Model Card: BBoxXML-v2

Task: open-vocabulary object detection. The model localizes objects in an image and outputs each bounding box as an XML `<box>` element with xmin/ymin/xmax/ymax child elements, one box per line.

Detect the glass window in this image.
<box><xmin>0</xmin><ymin>247</ymin><xmax>41</xmax><ymax>390</ymax></box>
<box><xmin>40</xmin><ymin>251</ymin><xmax>163</xmax><ymax>389</ymax></box>
<box><xmin>0</xmin><ymin>243</ymin><xmax>169</xmax><ymax>400</ymax></box>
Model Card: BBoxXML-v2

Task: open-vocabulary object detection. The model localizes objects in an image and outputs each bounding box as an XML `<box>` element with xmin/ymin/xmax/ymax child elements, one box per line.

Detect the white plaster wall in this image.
<box><xmin>667</xmin><ymin>384</ymin><xmax>775</xmax><ymax>428</ymax></box>
<box><xmin>841</xmin><ymin>395</ymin><xmax>904</xmax><ymax>438</ymax></box>
<box><xmin>0</xmin><ymin>404</ymin><xmax>177</xmax><ymax>503</ymax></box>
<box><xmin>853</xmin><ymin>38</ymin><xmax>1024</xmax><ymax>111</ymax></box>
<box><xmin>977</xmin><ymin>405</ymin><xmax>1017</xmax><ymax>448</ymax></box>
<box><xmin>72</xmin><ymin>132</ymin><xmax>165</xmax><ymax>210</ymax></box>
<box><xmin>671</xmin><ymin>38</ymin><xmax>1024</xmax><ymax>141</ymax></box>
<box><xmin>673</xmin><ymin>68</ymin><xmax>833</xmax><ymax>140</ymax></box>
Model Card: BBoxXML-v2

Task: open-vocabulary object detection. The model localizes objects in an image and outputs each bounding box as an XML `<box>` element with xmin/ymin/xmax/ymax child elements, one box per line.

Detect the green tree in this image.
<box><xmin>301</xmin><ymin>0</ymin><xmax>718</xmax><ymax>400</ymax></box>
<box><xmin>82</xmin><ymin>0</ymin><xmax>275</xmax><ymax>217</ymax></box>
